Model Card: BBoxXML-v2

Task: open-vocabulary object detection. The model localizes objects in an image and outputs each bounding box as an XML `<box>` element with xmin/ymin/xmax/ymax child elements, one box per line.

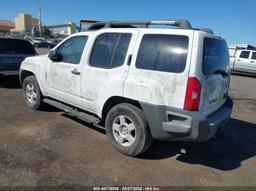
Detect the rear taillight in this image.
<box><xmin>184</xmin><ymin>77</ymin><xmax>201</xmax><ymax>111</ymax></box>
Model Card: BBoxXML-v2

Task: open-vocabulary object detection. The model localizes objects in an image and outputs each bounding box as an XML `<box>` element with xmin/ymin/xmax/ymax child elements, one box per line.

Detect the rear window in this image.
<box><xmin>0</xmin><ymin>38</ymin><xmax>34</xmax><ymax>54</ymax></box>
<box><xmin>202</xmin><ymin>38</ymin><xmax>229</xmax><ymax>75</ymax></box>
<box><xmin>136</xmin><ymin>34</ymin><xmax>188</xmax><ymax>73</ymax></box>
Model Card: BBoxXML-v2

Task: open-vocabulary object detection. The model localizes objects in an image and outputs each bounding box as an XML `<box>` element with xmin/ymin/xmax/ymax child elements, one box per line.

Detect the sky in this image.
<box><xmin>0</xmin><ymin>0</ymin><xmax>255</xmax><ymax>45</ymax></box>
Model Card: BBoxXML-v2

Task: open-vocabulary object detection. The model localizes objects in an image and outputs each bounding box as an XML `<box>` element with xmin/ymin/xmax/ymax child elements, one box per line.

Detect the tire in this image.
<box><xmin>105</xmin><ymin>103</ymin><xmax>153</xmax><ymax>156</ymax></box>
<box><xmin>22</xmin><ymin>75</ymin><xmax>45</xmax><ymax>110</ymax></box>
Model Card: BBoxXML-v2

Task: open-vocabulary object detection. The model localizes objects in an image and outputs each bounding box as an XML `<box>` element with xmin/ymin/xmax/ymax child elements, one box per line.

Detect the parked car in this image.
<box><xmin>34</xmin><ymin>38</ymin><xmax>55</xmax><ymax>48</ymax></box>
<box><xmin>0</xmin><ymin>37</ymin><xmax>37</xmax><ymax>77</ymax></box>
<box><xmin>24</xmin><ymin>36</ymin><xmax>54</xmax><ymax>48</ymax></box>
<box><xmin>229</xmin><ymin>47</ymin><xmax>256</xmax><ymax>75</ymax></box>
<box><xmin>24</xmin><ymin>36</ymin><xmax>44</xmax><ymax>48</ymax></box>
<box><xmin>46</xmin><ymin>39</ymin><xmax>58</xmax><ymax>47</ymax></box>
<box><xmin>19</xmin><ymin>20</ymin><xmax>233</xmax><ymax>156</ymax></box>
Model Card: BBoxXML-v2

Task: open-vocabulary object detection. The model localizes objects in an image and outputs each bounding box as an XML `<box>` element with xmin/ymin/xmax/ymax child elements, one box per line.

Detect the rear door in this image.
<box><xmin>248</xmin><ymin>51</ymin><xmax>256</xmax><ymax>73</ymax></box>
<box><xmin>234</xmin><ymin>50</ymin><xmax>251</xmax><ymax>72</ymax></box>
<box><xmin>199</xmin><ymin>37</ymin><xmax>230</xmax><ymax>116</ymax></box>
<box><xmin>81</xmin><ymin>30</ymin><xmax>137</xmax><ymax>115</ymax></box>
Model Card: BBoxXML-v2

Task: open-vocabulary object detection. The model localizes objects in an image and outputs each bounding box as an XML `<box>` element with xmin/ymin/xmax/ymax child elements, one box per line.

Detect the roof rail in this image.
<box><xmin>88</xmin><ymin>20</ymin><xmax>192</xmax><ymax>30</ymax></box>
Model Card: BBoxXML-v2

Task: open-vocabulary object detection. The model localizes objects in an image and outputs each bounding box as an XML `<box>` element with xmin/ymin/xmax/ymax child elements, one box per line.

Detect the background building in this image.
<box><xmin>0</xmin><ymin>19</ymin><xmax>14</xmax><ymax>33</ymax></box>
<box><xmin>11</xmin><ymin>13</ymin><xmax>39</xmax><ymax>33</ymax></box>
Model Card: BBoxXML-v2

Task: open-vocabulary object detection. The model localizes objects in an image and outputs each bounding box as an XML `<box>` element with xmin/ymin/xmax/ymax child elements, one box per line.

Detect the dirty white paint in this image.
<box><xmin>190</xmin><ymin>32</ymin><xmax>230</xmax><ymax>116</ymax></box>
<box><xmin>124</xmin><ymin>29</ymin><xmax>194</xmax><ymax>109</ymax></box>
<box><xmin>20</xmin><ymin>28</ymin><xmax>230</xmax><ymax>119</ymax></box>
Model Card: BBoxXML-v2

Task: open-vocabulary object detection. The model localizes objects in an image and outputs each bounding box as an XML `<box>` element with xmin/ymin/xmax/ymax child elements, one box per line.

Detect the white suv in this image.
<box><xmin>19</xmin><ymin>20</ymin><xmax>233</xmax><ymax>156</ymax></box>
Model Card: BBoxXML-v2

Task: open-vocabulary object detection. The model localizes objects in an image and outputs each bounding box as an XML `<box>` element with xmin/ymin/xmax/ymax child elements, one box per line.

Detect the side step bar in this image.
<box><xmin>43</xmin><ymin>98</ymin><xmax>101</xmax><ymax>124</ymax></box>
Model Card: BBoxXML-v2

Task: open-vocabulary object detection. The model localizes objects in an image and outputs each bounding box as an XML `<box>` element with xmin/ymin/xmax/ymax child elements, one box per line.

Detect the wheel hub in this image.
<box><xmin>112</xmin><ymin>115</ymin><xmax>136</xmax><ymax>147</ymax></box>
<box><xmin>26</xmin><ymin>83</ymin><xmax>37</xmax><ymax>104</ymax></box>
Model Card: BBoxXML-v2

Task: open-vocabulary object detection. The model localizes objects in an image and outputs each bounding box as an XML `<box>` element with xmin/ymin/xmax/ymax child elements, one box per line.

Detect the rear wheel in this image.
<box><xmin>105</xmin><ymin>103</ymin><xmax>153</xmax><ymax>156</ymax></box>
<box><xmin>23</xmin><ymin>76</ymin><xmax>45</xmax><ymax>110</ymax></box>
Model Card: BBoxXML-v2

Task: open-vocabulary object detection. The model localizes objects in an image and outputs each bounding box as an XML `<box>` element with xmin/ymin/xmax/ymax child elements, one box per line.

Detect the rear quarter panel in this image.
<box><xmin>124</xmin><ymin>29</ymin><xmax>194</xmax><ymax>109</ymax></box>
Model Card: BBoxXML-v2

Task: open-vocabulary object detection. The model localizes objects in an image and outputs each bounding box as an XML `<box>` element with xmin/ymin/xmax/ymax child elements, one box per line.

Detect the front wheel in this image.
<box><xmin>105</xmin><ymin>103</ymin><xmax>153</xmax><ymax>156</ymax></box>
<box><xmin>23</xmin><ymin>76</ymin><xmax>45</xmax><ymax>110</ymax></box>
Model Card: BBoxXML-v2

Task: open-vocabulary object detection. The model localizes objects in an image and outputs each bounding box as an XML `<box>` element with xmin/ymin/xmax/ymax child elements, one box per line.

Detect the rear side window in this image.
<box><xmin>0</xmin><ymin>38</ymin><xmax>34</xmax><ymax>54</ymax></box>
<box><xmin>240</xmin><ymin>51</ymin><xmax>250</xmax><ymax>59</ymax></box>
<box><xmin>252</xmin><ymin>52</ymin><xmax>256</xmax><ymax>60</ymax></box>
<box><xmin>136</xmin><ymin>34</ymin><xmax>188</xmax><ymax>73</ymax></box>
<box><xmin>202</xmin><ymin>38</ymin><xmax>229</xmax><ymax>75</ymax></box>
<box><xmin>90</xmin><ymin>33</ymin><xmax>132</xmax><ymax>68</ymax></box>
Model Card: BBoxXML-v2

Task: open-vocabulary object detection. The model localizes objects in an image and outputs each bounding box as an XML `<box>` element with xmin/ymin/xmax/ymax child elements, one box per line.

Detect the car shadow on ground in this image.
<box><xmin>140</xmin><ymin>118</ymin><xmax>256</xmax><ymax>171</ymax></box>
<box><xmin>61</xmin><ymin>112</ymin><xmax>256</xmax><ymax>171</ymax></box>
<box><xmin>0</xmin><ymin>76</ymin><xmax>21</xmax><ymax>89</ymax></box>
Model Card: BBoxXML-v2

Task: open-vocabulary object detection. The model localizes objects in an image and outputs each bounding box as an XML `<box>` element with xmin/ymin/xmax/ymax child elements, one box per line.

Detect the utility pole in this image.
<box><xmin>38</xmin><ymin>6</ymin><xmax>42</xmax><ymax>37</ymax></box>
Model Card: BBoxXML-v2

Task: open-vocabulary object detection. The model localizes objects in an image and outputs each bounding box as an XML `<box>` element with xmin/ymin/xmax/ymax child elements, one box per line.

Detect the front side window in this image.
<box><xmin>251</xmin><ymin>52</ymin><xmax>256</xmax><ymax>60</ymax></box>
<box><xmin>90</xmin><ymin>33</ymin><xmax>132</xmax><ymax>68</ymax></box>
<box><xmin>57</xmin><ymin>36</ymin><xmax>88</xmax><ymax>64</ymax></box>
<box><xmin>136</xmin><ymin>34</ymin><xmax>188</xmax><ymax>73</ymax></box>
<box><xmin>240</xmin><ymin>51</ymin><xmax>250</xmax><ymax>59</ymax></box>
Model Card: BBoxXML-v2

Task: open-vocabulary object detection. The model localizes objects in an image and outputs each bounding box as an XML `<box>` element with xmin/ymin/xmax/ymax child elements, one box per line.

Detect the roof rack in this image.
<box><xmin>88</xmin><ymin>20</ymin><xmax>192</xmax><ymax>30</ymax></box>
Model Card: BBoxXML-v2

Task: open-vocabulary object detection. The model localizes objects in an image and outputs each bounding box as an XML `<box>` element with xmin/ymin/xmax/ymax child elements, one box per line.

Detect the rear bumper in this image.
<box><xmin>140</xmin><ymin>96</ymin><xmax>233</xmax><ymax>142</ymax></box>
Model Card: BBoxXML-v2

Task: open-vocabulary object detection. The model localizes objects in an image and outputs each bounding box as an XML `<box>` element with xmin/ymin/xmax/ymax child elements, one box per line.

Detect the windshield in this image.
<box><xmin>202</xmin><ymin>38</ymin><xmax>229</xmax><ymax>75</ymax></box>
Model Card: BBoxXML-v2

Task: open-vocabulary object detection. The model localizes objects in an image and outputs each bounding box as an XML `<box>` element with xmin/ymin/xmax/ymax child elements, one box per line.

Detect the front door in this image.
<box><xmin>47</xmin><ymin>36</ymin><xmax>88</xmax><ymax>107</ymax></box>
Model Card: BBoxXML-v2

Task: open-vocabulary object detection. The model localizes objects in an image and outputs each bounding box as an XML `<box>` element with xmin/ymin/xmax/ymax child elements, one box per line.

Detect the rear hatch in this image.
<box><xmin>0</xmin><ymin>38</ymin><xmax>35</xmax><ymax>71</ymax></box>
<box><xmin>199</xmin><ymin>37</ymin><xmax>230</xmax><ymax>116</ymax></box>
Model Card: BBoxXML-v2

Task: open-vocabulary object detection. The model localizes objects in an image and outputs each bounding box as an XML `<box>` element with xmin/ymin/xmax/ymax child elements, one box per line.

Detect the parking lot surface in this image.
<box><xmin>0</xmin><ymin>49</ymin><xmax>255</xmax><ymax>186</ymax></box>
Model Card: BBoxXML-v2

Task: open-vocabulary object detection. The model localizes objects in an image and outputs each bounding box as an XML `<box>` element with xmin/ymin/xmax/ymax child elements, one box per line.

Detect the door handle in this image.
<box><xmin>71</xmin><ymin>69</ymin><xmax>80</xmax><ymax>75</ymax></box>
<box><xmin>237</xmin><ymin>59</ymin><xmax>241</xmax><ymax>61</ymax></box>
<box><xmin>251</xmin><ymin>61</ymin><xmax>255</xmax><ymax>63</ymax></box>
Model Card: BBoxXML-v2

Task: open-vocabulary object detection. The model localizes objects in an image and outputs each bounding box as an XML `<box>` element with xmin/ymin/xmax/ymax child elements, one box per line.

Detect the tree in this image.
<box><xmin>41</xmin><ymin>26</ymin><xmax>52</xmax><ymax>39</ymax></box>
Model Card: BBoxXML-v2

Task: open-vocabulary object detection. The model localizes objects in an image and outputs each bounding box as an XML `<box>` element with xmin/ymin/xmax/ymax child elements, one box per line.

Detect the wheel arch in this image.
<box><xmin>20</xmin><ymin>70</ymin><xmax>45</xmax><ymax>95</ymax></box>
<box><xmin>101</xmin><ymin>96</ymin><xmax>143</xmax><ymax>123</ymax></box>
<box><xmin>20</xmin><ymin>70</ymin><xmax>35</xmax><ymax>85</ymax></box>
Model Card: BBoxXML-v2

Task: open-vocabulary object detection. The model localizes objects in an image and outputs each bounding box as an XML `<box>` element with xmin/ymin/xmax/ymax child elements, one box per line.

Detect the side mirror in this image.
<box><xmin>48</xmin><ymin>50</ymin><xmax>63</xmax><ymax>62</ymax></box>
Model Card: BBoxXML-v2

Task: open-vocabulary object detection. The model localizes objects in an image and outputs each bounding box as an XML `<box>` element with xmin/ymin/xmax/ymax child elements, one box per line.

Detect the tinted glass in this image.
<box><xmin>136</xmin><ymin>34</ymin><xmax>188</xmax><ymax>73</ymax></box>
<box><xmin>112</xmin><ymin>34</ymin><xmax>132</xmax><ymax>67</ymax></box>
<box><xmin>57</xmin><ymin>36</ymin><xmax>87</xmax><ymax>64</ymax></box>
<box><xmin>202</xmin><ymin>38</ymin><xmax>229</xmax><ymax>75</ymax></box>
<box><xmin>252</xmin><ymin>52</ymin><xmax>256</xmax><ymax>60</ymax></box>
<box><xmin>90</xmin><ymin>33</ymin><xmax>131</xmax><ymax>68</ymax></box>
<box><xmin>240</xmin><ymin>51</ymin><xmax>250</xmax><ymax>59</ymax></box>
<box><xmin>0</xmin><ymin>38</ymin><xmax>34</xmax><ymax>54</ymax></box>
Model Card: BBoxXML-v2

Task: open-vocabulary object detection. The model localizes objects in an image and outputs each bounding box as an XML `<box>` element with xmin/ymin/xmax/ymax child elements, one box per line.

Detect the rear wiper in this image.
<box><xmin>213</xmin><ymin>69</ymin><xmax>228</xmax><ymax>77</ymax></box>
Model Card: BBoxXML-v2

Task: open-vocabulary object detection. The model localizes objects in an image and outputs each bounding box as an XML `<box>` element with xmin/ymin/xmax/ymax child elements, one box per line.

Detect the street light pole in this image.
<box><xmin>38</xmin><ymin>6</ymin><xmax>42</xmax><ymax>37</ymax></box>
